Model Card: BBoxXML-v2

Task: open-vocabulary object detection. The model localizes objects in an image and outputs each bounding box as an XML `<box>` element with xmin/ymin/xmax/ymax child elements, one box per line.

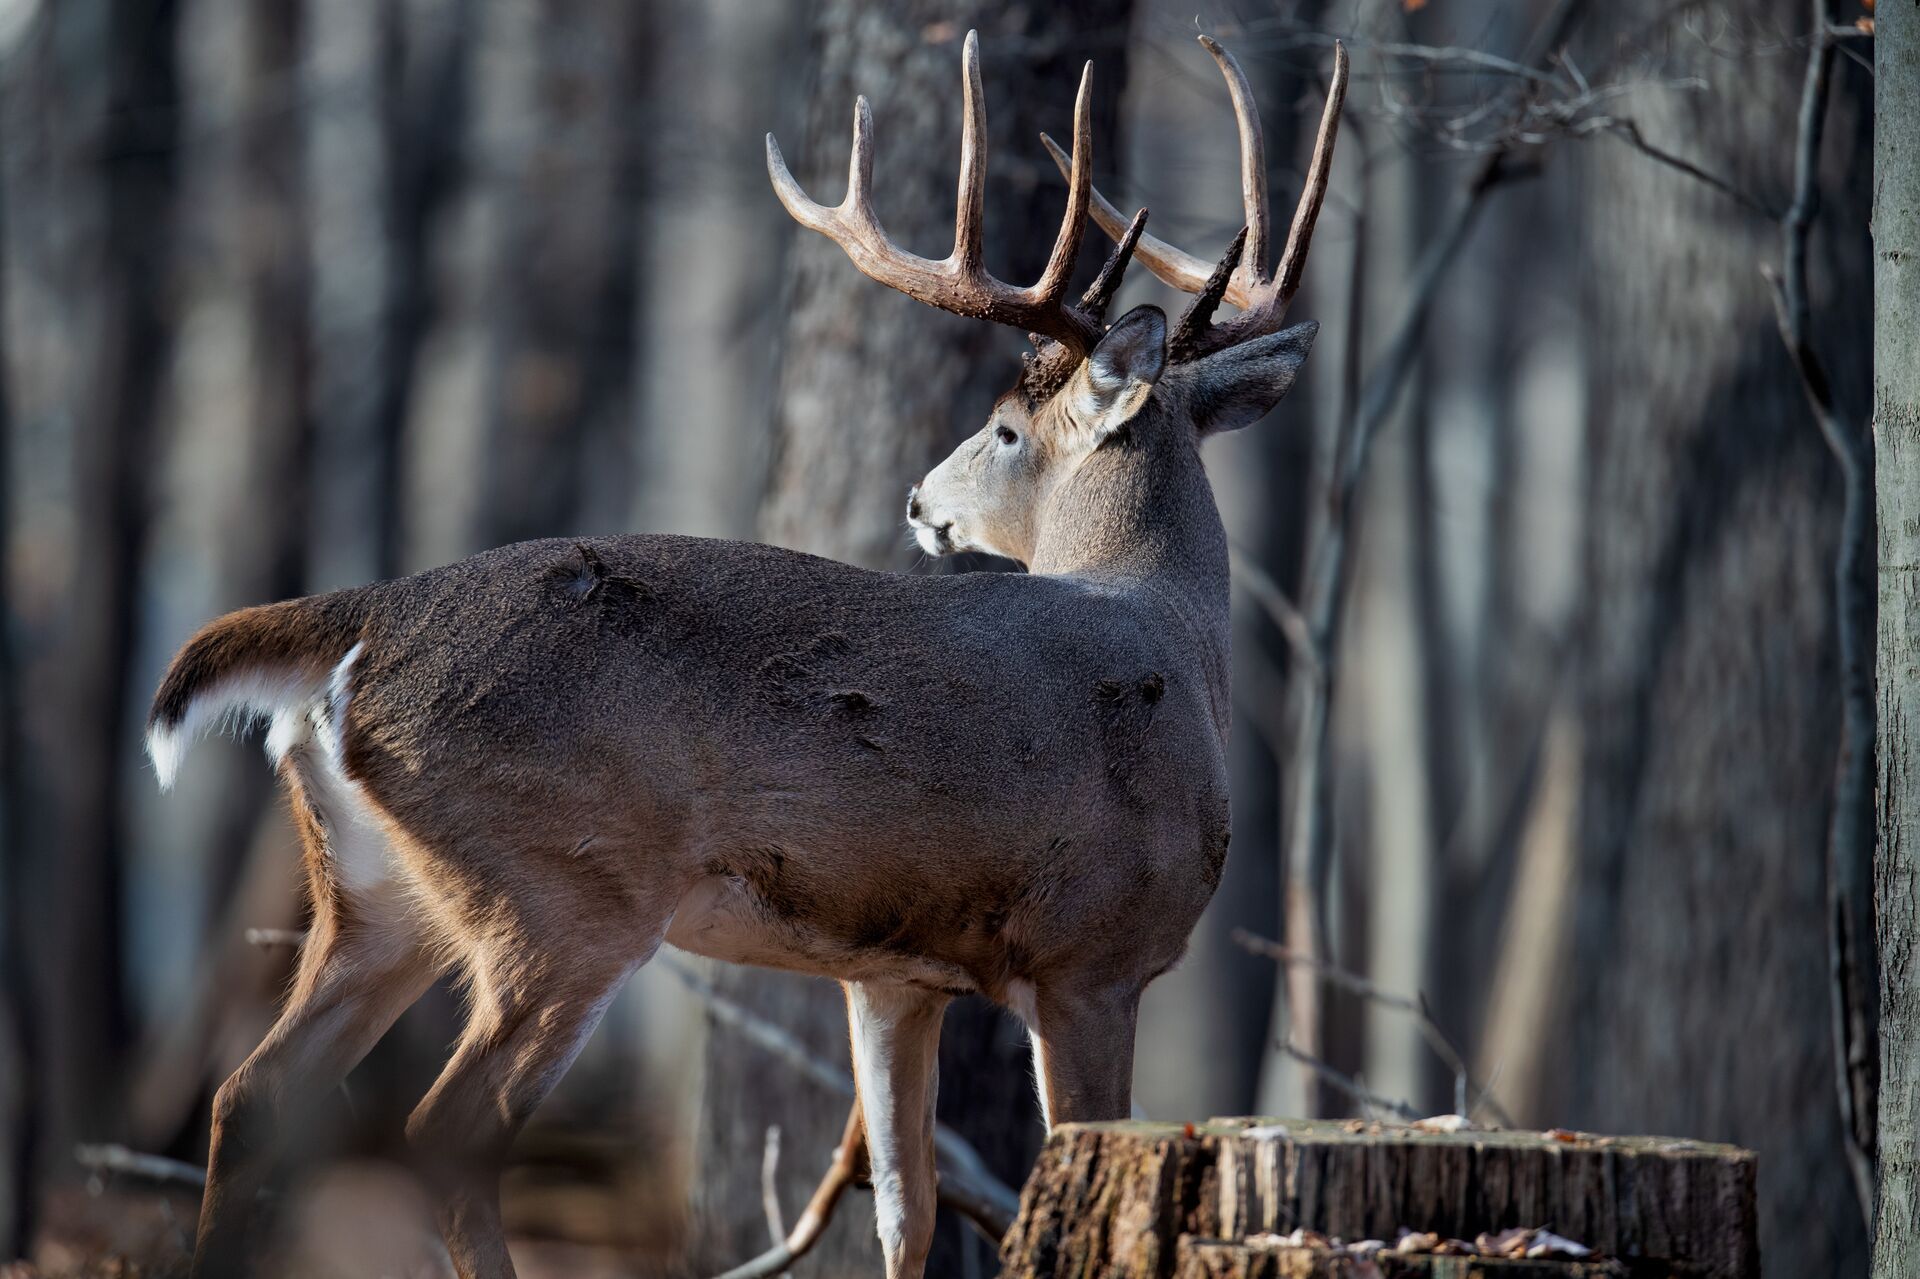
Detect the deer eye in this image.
<box><xmin>996</xmin><ymin>425</ymin><xmax>1019</xmax><ymax>446</ymax></box>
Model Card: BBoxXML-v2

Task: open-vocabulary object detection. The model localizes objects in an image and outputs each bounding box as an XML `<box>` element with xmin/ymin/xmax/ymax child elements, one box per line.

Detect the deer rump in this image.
<box><xmin>148</xmin><ymin>533</ymin><xmax>1229</xmax><ymax>1002</ymax></box>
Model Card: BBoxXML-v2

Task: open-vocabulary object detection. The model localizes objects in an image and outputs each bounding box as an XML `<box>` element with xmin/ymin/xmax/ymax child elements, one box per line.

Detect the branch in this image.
<box><xmin>1275</xmin><ymin>1041</ymin><xmax>1420</xmax><ymax>1122</ymax></box>
<box><xmin>1234</xmin><ymin>930</ymin><xmax>1513</xmax><ymax>1127</ymax></box>
<box><xmin>714</xmin><ymin>1104</ymin><xmax>867</xmax><ymax>1279</ymax></box>
<box><xmin>1763</xmin><ymin>0</ymin><xmax>1877</xmax><ymax>1233</ymax></box>
<box><xmin>1604</xmin><ymin>119</ymin><xmax>1774</xmax><ymax>217</ymax></box>
<box><xmin>760</xmin><ymin>1126</ymin><xmax>785</xmax><ymax>1245</ymax></box>
<box><xmin>75</xmin><ymin>1143</ymin><xmax>206</xmax><ymax>1191</ymax></box>
<box><xmin>659</xmin><ymin>956</ymin><xmax>1021</xmax><ymax>1245</ymax></box>
<box><xmin>1228</xmin><ymin>545</ymin><xmax>1319</xmax><ymax>675</ymax></box>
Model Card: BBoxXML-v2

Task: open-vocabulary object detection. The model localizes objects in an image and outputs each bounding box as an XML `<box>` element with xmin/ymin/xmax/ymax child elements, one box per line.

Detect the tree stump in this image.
<box><xmin>999</xmin><ymin>1119</ymin><xmax>1756</xmax><ymax>1279</ymax></box>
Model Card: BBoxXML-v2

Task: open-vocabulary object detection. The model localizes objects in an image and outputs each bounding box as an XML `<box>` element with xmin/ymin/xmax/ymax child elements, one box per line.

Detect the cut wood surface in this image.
<box><xmin>999</xmin><ymin>1120</ymin><xmax>1756</xmax><ymax>1279</ymax></box>
<box><xmin>1175</xmin><ymin>1236</ymin><xmax>1697</xmax><ymax>1277</ymax></box>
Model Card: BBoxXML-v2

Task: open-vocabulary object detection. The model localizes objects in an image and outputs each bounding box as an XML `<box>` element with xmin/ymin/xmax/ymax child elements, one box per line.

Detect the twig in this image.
<box><xmin>760</xmin><ymin>1126</ymin><xmax>785</xmax><ymax>1245</ymax></box>
<box><xmin>660</xmin><ymin>956</ymin><xmax>1021</xmax><ymax>1243</ymax></box>
<box><xmin>1233</xmin><ymin>930</ymin><xmax>1513</xmax><ymax>1127</ymax></box>
<box><xmin>662</xmin><ymin>956</ymin><xmax>852</xmax><ymax>1099</ymax></box>
<box><xmin>1762</xmin><ymin>0</ymin><xmax>1877</xmax><ymax>1232</ymax></box>
<box><xmin>1276</xmin><ymin>1041</ymin><xmax>1420</xmax><ymax>1122</ymax></box>
<box><xmin>1604</xmin><ymin>119</ymin><xmax>1775</xmax><ymax>217</ymax></box>
<box><xmin>1228</xmin><ymin>545</ymin><xmax>1319</xmax><ymax>674</ymax></box>
<box><xmin>244</xmin><ymin>927</ymin><xmax>306</xmax><ymax>948</ymax></box>
<box><xmin>715</xmin><ymin>1104</ymin><xmax>866</xmax><ymax>1279</ymax></box>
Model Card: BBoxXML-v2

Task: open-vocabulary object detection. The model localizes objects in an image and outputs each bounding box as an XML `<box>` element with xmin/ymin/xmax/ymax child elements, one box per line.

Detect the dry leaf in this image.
<box><xmin>1856</xmin><ymin>16</ymin><xmax>1875</xmax><ymax>32</ymax></box>
<box><xmin>1527</xmin><ymin>1231</ymin><xmax>1594</xmax><ymax>1259</ymax></box>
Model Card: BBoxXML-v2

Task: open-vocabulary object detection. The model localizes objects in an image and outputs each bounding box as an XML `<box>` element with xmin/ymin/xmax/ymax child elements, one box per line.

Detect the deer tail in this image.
<box><xmin>145</xmin><ymin>587</ymin><xmax>376</xmax><ymax>791</ymax></box>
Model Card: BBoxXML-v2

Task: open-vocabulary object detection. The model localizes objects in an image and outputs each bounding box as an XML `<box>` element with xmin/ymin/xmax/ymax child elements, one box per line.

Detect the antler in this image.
<box><xmin>1044</xmin><ymin>37</ymin><xmax>1348</xmax><ymax>357</ymax></box>
<box><xmin>767</xmin><ymin>30</ymin><xmax>1105</xmax><ymax>358</ymax></box>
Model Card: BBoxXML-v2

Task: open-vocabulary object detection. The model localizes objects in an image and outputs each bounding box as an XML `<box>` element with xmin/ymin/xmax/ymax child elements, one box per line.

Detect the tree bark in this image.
<box><xmin>1000</xmin><ymin>1120</ymin><xmax>1757</xmax><ymax>1279</ymax></box>
<box><xmin>1555</xmin><ymin>5</ymin><xmax>1873</xmax><ymax>1276</ymax></box>
<box><xmin>694</xmin><ymin>6</ymin><xmax>1133</xmax><ymax>1274</ymax></box>
<box><xmin>1873</xmin><ymin>2</ymin><xmax>1920</xmax><ymax>1273</ymax></box>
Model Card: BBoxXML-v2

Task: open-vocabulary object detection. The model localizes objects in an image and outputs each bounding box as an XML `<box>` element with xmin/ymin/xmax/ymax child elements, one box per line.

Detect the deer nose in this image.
<box><xmin>907</xmin><ymin>484</ymin><xmax>924</xmax><ymax>522</ymax></box>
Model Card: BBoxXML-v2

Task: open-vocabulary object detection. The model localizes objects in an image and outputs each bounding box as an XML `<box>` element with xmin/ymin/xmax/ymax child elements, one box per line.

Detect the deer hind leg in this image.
<box><xmin>193</xmin><ymin>765</ymin><xmax>436</xmax><ymax>1279</ymax></box>
<box><xmin>1010</xmin><ymin>976</ymin><xmax>1140</xmax><ymax>1128</ymax></box>
<box><xmin>845</xmin><ymin>980</ymin><xmax>948</xmax><ymax>1279</ymax></box>
<box><xmin>402</xmin><ymin>882</ymin><xmax>660</xmax><ymax>1279</ymax></box>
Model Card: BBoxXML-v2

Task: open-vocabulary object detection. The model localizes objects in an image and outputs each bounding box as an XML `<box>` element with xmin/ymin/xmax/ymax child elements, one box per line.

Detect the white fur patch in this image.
<box><xmin>147</xmin><ymin>663</ymin><xmax>331</xmax><ymax>791</ymax></box>
<box><xmin>846</xmin><ymin>989</ymin><xmax>908</xmax><ymax>1258</ymax></box>
<box><xmin>1006</xmin><ymin>979</ymin><xmax>1053</xmax><ymax>1131</ymax></box>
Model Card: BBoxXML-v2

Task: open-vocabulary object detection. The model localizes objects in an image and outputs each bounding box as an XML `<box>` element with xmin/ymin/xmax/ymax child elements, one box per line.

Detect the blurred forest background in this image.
<box><xmin>0</xmin><ymin>0</ymin><xmax>1882</xmax><ymax>1275</ymax></box>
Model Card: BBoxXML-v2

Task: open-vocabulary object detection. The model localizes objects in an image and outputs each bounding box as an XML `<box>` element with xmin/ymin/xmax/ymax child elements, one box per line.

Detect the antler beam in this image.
<box><xmin>767</xmin><ymin>30</ymin><xmax>1104</xmax><ymax>355</ymax></box>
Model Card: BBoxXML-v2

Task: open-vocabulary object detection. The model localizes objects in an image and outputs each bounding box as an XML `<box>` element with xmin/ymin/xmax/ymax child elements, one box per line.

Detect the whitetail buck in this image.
<box><xmin>146</xmin><ymin>32</ymin><xmax>1344</xmax><ymax>1279</ymax></box>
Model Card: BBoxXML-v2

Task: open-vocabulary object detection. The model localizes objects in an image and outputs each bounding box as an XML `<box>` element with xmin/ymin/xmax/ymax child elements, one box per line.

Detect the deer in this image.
<box><xmin>145</xmin><ymin>31</ymin><xmax>1345</xmax><ymax>1279</ymax></box>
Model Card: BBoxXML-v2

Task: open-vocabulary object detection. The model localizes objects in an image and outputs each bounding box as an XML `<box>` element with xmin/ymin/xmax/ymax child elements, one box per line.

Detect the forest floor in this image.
<box><xmin>7</xmin><ymin>1157</ymin><xmax>687</xmax><ymax>1278</ymax></box>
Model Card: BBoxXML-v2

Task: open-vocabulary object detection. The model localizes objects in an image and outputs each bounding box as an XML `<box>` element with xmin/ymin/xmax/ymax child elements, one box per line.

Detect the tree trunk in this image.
<box><xmin>1000</xmin><ymin>1119</ymin><xmax>1757</xmax><ymax>1279</ymax></box>
<box><xmin>694</xmin><ymin>6</ymin><xmax>1133</xmax><ymax>1274</ymax></box>
<box><xmin>478</xmin><ymin>0</ymin><xmax>643</xmax><ymax>546</ymax></box>
<box><xmin>1873</xmin><ymin>2</ymin><xmax>1920</xmax><ymax>1273</ymax></box>
<box><xmin>1555</xmin><ymin>5</ymin><xmax>1873</xmax><ymax>1277</ymax></box>
<box><xmin>27</xmin><ymin>0</ymin><xmax>182</xmax><ymax>1172</ymax></box>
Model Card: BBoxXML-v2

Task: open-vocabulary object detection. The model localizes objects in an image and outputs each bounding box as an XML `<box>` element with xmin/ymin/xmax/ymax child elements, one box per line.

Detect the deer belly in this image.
<box><xmin>664</xmin><ymin>872</ymin><xmax>977</xmax><ymax>992</ymax></box>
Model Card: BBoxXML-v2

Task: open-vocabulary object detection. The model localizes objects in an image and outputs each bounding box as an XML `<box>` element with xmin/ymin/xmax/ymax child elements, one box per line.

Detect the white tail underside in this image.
<box><xmin>147</xmin><ymin>642</ymin><xmax>364</xmax><ymax>791</ymax></box>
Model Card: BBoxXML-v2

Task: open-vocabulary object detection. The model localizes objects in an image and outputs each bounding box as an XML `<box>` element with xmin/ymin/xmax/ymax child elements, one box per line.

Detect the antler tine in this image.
<box><xmin>954</xmin><ymin>30</ymin><xmax>988</xmax><ymax>276</ymax></box>
<box><xmin>1079</xmin><ymin>207</ymin><xmax>1148</xmax><ymax>325</ymax></box>
<box><xmin>768</xmin><ymin>30</ymin><xmax>1103</xmax><ymax>355</ymax></box>
<box><xmin>1198</xmin><ymin>36</ymin><xmax>1269</xmax><ymax>290</ymax></box>
<box><xmin>1269</xmin><ymin>40</ymin><xmax>1348</xmax><ymax>308</ymax></box>
<box><xmin>1032</xmin><ymin>60</ymin><xmax>1094</xmax><ymax>303</ymax></box>
<box><xmin>1169</xmin><ymin>224</ymin><xmax>1247</xmax><ymax>362</ymax></box>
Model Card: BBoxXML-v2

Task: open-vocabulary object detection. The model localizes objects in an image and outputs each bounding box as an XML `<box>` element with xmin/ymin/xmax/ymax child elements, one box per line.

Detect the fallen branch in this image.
<box><xmin>660</xmin><ymin>955</ymin><xmax>1020</xmax><ymax>1248</ymax></box>
<box><xmin>716</xmin><ymin>1105</ymin><xmax>867</xmax><ymax>1279</ymax></box>
<box><xmin>75</xmin><ymin>1143</ymin><xmax>206</xmax><ymax>1191</ymax></box>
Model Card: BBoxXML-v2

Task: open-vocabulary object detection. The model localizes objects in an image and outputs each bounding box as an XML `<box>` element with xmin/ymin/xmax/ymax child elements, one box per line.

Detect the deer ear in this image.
<box><xmin>1183</xmin><ymin>320</ymin><xmax>1318</xmax><ymax>435</ymax></box>
<box><xmin>1070</xmin><ymin>305</ymin><xmax>1166</xmax><ymax>439</ymax></box>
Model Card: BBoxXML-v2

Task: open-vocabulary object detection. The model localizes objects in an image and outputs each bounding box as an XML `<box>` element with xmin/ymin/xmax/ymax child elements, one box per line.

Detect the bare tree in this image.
<box><xmin>1551</xmin><ymin>4</ymin><xmax>1874</xmax><ymax>1274</ymax></box>
<box><xmin>698</xmin><ymin>5</ymin><xmax>1133</xmax><ymax>1273</ymax></box>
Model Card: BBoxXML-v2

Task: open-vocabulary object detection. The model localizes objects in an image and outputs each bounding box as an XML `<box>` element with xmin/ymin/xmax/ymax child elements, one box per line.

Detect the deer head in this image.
<box><xmin>767</xmin><ymin>31</ymin><xmax>1349</xmax><ymax>572</ymax></box>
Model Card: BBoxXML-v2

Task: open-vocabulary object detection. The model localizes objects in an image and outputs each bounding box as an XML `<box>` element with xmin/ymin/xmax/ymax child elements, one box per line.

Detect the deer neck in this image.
<box><xmin>1028</xmin><ymin>433</ymin><xmax>1233</xmax><ymax>722</ymax></box>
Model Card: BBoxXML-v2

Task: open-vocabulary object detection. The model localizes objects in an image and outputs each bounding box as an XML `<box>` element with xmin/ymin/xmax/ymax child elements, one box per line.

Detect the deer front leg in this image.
<box><xmin>844</xmin><ymin>980</ymin><xmax>948</xmax><ymax>1279</ymax></box>
<box><xmin>1018</xmin><ymin>977</ymin><xmax>1140</xmax><ymax>1127</ymax></box>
